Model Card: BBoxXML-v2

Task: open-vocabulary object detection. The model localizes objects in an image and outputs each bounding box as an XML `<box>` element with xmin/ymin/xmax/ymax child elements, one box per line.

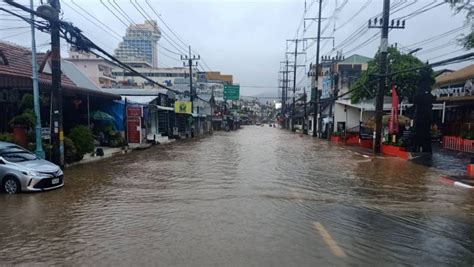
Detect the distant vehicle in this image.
<box><xmin>0</xmin><ymin>142</ymin><xmax>63</xmax><ymax>194</ymax></box>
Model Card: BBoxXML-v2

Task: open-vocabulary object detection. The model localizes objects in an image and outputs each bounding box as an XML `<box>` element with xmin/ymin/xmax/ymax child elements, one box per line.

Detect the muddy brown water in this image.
<box><xmin>1</xmin><ymin>126</ymin><xmax>473</xmax><ymax>266</ymax></box>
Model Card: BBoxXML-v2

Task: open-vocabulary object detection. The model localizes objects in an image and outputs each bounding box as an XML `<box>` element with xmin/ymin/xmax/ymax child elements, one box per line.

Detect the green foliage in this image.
<box><xmin>461</xmin><ymin>129</ymin><xmax>474</xmax><ymax>140</ymax></box>
<box><xmin>9</xmin><ymin>109</ymin><xmax>35</xmax><ymax>127</ymax></box>
<box><xmin>64</xmin><ymin>137</ymin><xmax>80</xmax><ymax>163</ymax></box>
<box><xmin>0</xmin><ymin>132</ymin><xmax>14</xmax><ymax>142</ymax></box>
<box><xmin>384</xmin><ymin>136</ymin><xmax>406</xmax><ymax>147</ymax></box>
<box><xmin>107</xmin><ymin>131</ymin><xmax>126</xmax><ymax>147</ymax></box>
<box><xmin>10</xmin><ymin>94</ymin><xmax>36</xmax><ymax>127</ymax></box>
<box><xmin>331</xmin><ymin>131</ymin><xmax>343</xmax><ymax>137</ymax></box>
<box><xmin>449</xmin><ymin>1</ymin><xmax>474</xmax><ymax>49</ymax></box>
<box><xmin>460</xmin><ymin>32</ymin><xmax>474</xmax><ymax>49</ymax></box>
<box><xmin>19</xmin><ymin>94</ymin><xmax>34</xmax><ymax>110</ymax></box>
<box><xmin>68</xmin><ymin>125</ymin><xmax>94</xmax><ymax>159</ymax></box>
<box><xmin>350</xmin><ymin>47</ymin><xmax>434</xmax><ymax>103</ymax></box>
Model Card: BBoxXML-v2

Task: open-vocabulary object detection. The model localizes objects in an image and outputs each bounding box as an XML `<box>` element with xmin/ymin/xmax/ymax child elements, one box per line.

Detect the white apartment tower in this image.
<box><xmin>114</xmin><ymin>20</ymin><xmax>161</xmax><ymax>67</ymax></box>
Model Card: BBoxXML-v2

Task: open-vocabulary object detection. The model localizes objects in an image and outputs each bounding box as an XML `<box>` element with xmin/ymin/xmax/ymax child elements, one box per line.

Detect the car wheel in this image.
<box><xmin>2</xmin><ymin>177</ymin><xmax>20</xmax><ymax>194</ymax></box>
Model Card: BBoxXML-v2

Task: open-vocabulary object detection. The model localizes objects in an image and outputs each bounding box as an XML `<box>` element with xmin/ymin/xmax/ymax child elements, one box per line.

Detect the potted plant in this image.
<box><xmin>9</xmin><ymin>110</ymin><xmax>35</xmax><ymax>148</ymax></box>
<box><xmin>330</xmin><ymin>131</ymin><xmax>343</xmax><ymax>143</ymax></box>
<box><xmin>9</xmin><ymin>94</ymin><xmax>35</xmax><ymax>148</ymax></box>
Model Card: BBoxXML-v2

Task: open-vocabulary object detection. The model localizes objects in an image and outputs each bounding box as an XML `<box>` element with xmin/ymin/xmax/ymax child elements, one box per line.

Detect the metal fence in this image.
<box><xmin>443</xmin><ymin>136</ymin><xmax>474</xmax><ymax>154</ymax></box>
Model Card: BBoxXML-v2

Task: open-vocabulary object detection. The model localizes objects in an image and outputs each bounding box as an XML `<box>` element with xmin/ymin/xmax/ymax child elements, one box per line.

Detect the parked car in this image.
<box><xmin>0</xmin><ymin>142</ymin><xmax>63</xmax><ymax>194</ymax></box>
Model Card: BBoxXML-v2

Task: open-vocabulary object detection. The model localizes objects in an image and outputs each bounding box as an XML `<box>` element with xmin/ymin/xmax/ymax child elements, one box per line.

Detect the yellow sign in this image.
<box><xmin>174</xmin><ymin>101</ymin><xmax>192</xmax><ymax>114</ymax></box>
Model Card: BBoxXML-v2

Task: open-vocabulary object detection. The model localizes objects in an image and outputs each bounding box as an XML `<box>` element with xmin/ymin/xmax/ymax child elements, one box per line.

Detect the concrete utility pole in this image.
<box><xmin>279</xmin><ymin>60</ymin><xmax>294</xmax><ymax>129</ymax></box>
<box><xmin>43</xmin><ymin>0</ymin><xmax>64</xmax><ymax>168</ymax></box>
<box><xmin>312</xmin><ymin>0</ymin><xmax>323</xmax><ymax>137</ymax></box>
<box><xmin>181</xmin><ymin>46</ymin><xmax>200</xmax><ymax>113</ymax></box>
<box><xmin>30</xmin><ymin>0</ymin><xmax>44</xmax><ymax>159</ymax></box>
<box><xmin>286</xmin><ymin>41</ymin><xmax>306</xmax><ymax>132</ymax></box>
<box><xmin>369</xmin><ymin>0</ymin><xmax>405</xmax><ymax>153</ymax></box>
<box><xmin>292</xmin><ymin>40</ymin><xmax>298</xmax><ymax>132</ymax></box>
<box><xmin>320</xmin><ymin>54</ymin><xmax>344</xmax><ymax>140</ymax></box>
<box><xmin>303</xmin><ymin>87</ymin><xmax>307</xmax><ymax>134</ymax></box>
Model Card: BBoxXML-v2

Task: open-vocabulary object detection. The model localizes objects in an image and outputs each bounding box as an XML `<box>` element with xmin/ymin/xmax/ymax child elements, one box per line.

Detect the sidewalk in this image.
<box><xmin>67</xmin><ymin>146</ymin><xmax>127</xmax><ymax>167</ymax></box>
<box><xmin>66</xmin><ymin>137</ymin><xmax>177</xmax><ymax>168</ymax></box>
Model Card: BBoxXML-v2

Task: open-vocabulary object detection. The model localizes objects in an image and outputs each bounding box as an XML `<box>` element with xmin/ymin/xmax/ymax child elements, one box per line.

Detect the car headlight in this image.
<box><xmin>22</xmin><ymin>170</ymin><xmax>41</xmax><ymax>177</ymax></box>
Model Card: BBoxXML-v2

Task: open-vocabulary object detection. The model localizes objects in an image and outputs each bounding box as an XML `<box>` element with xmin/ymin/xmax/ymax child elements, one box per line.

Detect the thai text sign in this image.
<box><xmin>174</xmin><ymin>101</ymin><xmax>192</xmax><ymax>114</ymax></box>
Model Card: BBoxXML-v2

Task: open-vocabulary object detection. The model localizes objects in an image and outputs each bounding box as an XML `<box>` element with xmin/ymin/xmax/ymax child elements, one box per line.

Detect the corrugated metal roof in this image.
<box><xmin>123</xmin><ymin>95</ymin><xmax>158</xmax><ymax>104</ymax></box>
<box><xmin>435</xmin><ymin>64</ymin><xmax>474</xmax><ymax>87</ymax></box>
<box><xmin>61</xmin><ymin>60</ymin><xmax>99</xmax><ymax>90</ymax></box>
<box><xmin>105</xmin><ymin>88</ymin><xmax>169</xmax><ymax>96</ymax></box>
<box><xmin>340</xmin><ymin>54</ymin><xmax>372</xmax><ymax>65</ymax></box>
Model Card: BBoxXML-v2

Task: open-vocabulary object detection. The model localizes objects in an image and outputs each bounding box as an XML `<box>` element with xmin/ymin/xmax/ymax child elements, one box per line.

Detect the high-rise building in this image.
<box><xmin>115</xmin><ymin>20</ymin><xmax>161</xmax><ymax>67</ymax></box>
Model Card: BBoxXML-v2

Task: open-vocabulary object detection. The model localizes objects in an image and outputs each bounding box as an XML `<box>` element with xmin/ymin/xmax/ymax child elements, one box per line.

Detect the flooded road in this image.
<box><xmin>1</xmin><ymin>126</ymin><xmax>473</xmax><ymax>266</ymax></box>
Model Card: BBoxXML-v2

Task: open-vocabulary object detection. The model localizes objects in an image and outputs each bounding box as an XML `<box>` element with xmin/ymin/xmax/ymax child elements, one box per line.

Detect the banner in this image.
<box><xmin>389</xmin><ymin>85</ymin><xmax>399</xmax><ymax>134</ymax></box>
<box><xmin>174</xmin><ymin>101</ymin><xmax>192</xmax><ymax>114</ymax></box>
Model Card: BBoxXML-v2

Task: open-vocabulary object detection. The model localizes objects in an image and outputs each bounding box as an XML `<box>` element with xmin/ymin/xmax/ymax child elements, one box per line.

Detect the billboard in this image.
<box><xmin>321</xmin><ymin>74</ymin><xmax>332</xmax><ymax>99</ymax></box>
<box><xmin>174</xmin><ymin>101</ymin><xmax>192</xmax><ymax>114</ymax></box>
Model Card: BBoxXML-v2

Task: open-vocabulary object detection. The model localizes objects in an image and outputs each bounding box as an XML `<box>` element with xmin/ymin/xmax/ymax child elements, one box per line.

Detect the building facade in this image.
<box><xmin>114</xmin><ymin>20</ymin><xmax>161</xmax><ymax>67</ymax></box>
<box><xmin>66</xmin><ymin>49</ymin><xmax>117</xmax><ymax>88</ymax></box>
<box><xmin>112</xmin><ymin>67</ymin><xmax>194</xmax><ymax>88</ymax></box>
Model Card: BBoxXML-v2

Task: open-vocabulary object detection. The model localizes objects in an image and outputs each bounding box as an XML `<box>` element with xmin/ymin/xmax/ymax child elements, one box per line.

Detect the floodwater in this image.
<box><xmin>1</xmin><ymin>126</ymin><xmax>473</xmax><ymax>266</ymax></box>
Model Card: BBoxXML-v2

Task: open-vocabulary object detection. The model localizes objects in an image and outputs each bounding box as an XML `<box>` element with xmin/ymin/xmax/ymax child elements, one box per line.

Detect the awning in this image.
<box><xmin>157</xmin><ymin>105</ymin><xmax>173</xmax><ymax>111</ymax></box>
<box><xmin>123</xmin><ymin>95</ymin><xmax>158</xmax><ymax>104</ymax></box>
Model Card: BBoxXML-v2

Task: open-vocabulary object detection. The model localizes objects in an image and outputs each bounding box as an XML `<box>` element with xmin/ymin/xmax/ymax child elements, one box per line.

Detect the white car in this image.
<box><xmin>0</xmin><ymin>142</ymin><xmax>63</xmax><ymax>194</ymax></box>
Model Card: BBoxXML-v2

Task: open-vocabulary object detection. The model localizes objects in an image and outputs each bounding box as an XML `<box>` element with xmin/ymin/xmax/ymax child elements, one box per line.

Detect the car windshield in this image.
<box><xmin>1</xmin><ymin>148</ymin><xmax>38</xmax><ymax>162</ymax></box>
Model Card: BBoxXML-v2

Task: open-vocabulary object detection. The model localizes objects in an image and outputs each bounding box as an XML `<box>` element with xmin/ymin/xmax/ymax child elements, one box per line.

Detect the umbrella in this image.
<box><xmin>90</xmin><ymin>111</ymin><xmax>115</xmax><ymax>122</ymax></box>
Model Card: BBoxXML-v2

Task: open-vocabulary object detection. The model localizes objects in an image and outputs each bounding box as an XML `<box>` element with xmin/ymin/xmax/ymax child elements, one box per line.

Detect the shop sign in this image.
<box><xmin>0</xmin><ymin>89</ymin><xmax>20</xmax><ymax>103</ymax></box>
<box><xmin>174</xmin><ymin>101</ymin><xmax>192</xmax><ymax>114</ymax></box>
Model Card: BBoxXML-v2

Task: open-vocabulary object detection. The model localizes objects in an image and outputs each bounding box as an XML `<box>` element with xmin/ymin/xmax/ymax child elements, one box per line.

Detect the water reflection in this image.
<box><xmin>0</xmin><ymin>126</ymin><xmax>472</xmax><ymax>266</ymax></box>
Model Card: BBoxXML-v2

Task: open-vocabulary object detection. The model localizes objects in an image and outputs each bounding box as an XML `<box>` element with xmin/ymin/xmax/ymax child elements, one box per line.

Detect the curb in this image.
<box><xmin>440</xmin><ymin>176</ymin><xmax>474</xmax><ymax>190</ymax></box>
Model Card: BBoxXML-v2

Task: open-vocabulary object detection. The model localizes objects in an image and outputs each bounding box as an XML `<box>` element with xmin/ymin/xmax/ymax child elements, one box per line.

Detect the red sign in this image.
<box><xmin>127</xmin><ymin>106</ymin><xmax>142</xmax><ymax>117</ymax></box>
<box><xmin>389</xmin><ymin>85</ymin><xmax>399</xmax><ymax>134</ymax></box>
<box><xmin>127</xmin><ymin>118</ymin><xmax>141</xmax><ymax>144</ymax></box>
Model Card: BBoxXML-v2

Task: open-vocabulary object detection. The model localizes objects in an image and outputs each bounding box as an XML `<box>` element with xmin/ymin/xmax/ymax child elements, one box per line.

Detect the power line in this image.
<box><xmin>405</xmin><ymin>24</ymin><xmax>469</xmax><ymax>49</ymax></box>
<box><xmin>65</xmin><ymin>0</ymin><xmax>123</xmax><ymax>40</ymax></box>
<box><xmin>109</xmin><ymin>0</ymin><xmax>136</xmax><ymax>25</ymax></box>
<box><xmin>335</xmin><ymin>0</ymin><xmax>372</xmax><ymax>31</ymax></box>
<box><xmin>99</xmin><ymin>0</ymin><xmax>129</xmax><ymax>28</ymax></box>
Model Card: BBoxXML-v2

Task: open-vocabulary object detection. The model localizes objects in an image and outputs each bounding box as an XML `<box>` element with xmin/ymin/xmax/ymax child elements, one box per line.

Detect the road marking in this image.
<box><xmin>313</xmin><ymin>222</ymin><xmax>346</xmax><ymax>258</ymax></box>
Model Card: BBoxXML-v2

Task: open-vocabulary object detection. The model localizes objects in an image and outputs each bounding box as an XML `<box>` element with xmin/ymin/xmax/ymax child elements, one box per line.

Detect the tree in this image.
<box><xmin>350</xmin><ymin>47</ymin><xmax>434</xmax><ymax>103</ymax></box>
<box><xmin>449</xmin><ymin>0</ymin><xmax>474</xmax><ymax>49</ymax></box>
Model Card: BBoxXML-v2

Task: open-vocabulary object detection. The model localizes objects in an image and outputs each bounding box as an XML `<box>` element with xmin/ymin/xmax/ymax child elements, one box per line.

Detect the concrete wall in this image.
<box><xmin>334</xmin><ymin>103</ymin><xmax>362</xmax><ymax>131</ymax></box>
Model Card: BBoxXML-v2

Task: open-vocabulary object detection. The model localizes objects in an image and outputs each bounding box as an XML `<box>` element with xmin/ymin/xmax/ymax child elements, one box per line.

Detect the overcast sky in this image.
<box><xmin>1</xmin><ymin>0</ymin><xmax>472</xmax><ymax>96</ymax></box>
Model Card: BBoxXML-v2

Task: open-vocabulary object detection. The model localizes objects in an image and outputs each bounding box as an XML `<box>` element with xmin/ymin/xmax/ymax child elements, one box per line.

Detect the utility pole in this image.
<box><xmin>369</xmin><ymin>0</ymin><xmax>405</xmax><ymax>153</ymax></box>
<box><xmin>286</xmin><ymin>41</ymin><xmax>306</xmax><ymax>132</ymax></box>
<box><xmin>181</xmin><ymin>46</ymin><xmax>200</xmax><ymax>113</ymax></box>
<box><xmin>312</xmin><ymin>0</ymin><xmax>323</xmax><ymax>137</ymax></box>
<box><xmin>292</xmin><ymin>39</ymin><xmax>298</xmax><ymax>132</ymax></box>
<box><xmin>39</xmin><ymin>0</ymin><xmax>64</xmax><ymax>168</ymax></box>
<box><xmin>303</xmin><ymin>87</ymin><xmax>307</xmax><ymax>134</ymax></box>
<box><xmin>181</xmin><ymin>46</ymin><xmax>199</xmax><ymax>135</ymax></box>
<box><xmin>321</xmin><ymin>53</ymin><xmax>344</xmax><ymax>140</ymax></box>
<box><xmin>30</xmin><ymin>0</ymin><xmax>44</xmax><ymax>159</ymax></box>
<box><xmin>280</xmin><ymin>60</ymin><xmax>294</xmax><ymax>129</ymax></box>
